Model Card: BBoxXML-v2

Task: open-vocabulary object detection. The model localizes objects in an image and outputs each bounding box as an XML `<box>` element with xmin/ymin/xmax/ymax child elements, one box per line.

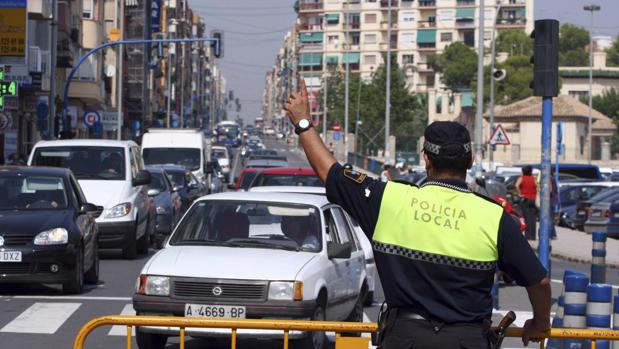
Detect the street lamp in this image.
<box><xmin>584</xmin><ymin>4</ymin><xmax>600</xmax><ymax>163</ymax></box>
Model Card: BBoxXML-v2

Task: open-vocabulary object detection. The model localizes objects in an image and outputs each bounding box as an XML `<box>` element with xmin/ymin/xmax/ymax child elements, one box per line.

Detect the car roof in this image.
<box><xmin>560</xmin><ymin>181</ymin><xmax>619</xmax><ymax>187</ymax></box>
<box><xmin>246</xmin><ymin>160</ymin><xmax>288</xmax><ymax>167</ymax></box>
<box><xmin>144</xmin><ymin>166</ymin><xmax>167</xmax><ymax>174</ymax></box>
<box><xmin>212</xmin><ymin>145</ymin><xmax>227</xmax><ymax>150</ymax></box>
<box><xmin>241</xmin><ymin>167</ymin><xmax>259</xmax><ymax>173</ymax></box>
<box><xmin>197</xmin><ymin>191</ymin><xmax>330</xmax><ymax>207</ymax></box>
<box><xmin>249</xmin><ymin>186</ymin><xmax>326</xmax><ymax>194</ymax></box>
<box><xmin>33</xmin><ymin>139</ymin><xmax>137</xmax><ymax>148</ymax></box>
<box><xmin>259</xmin><ymin>167</ymin><xmax>316</xmax><ymax>175</ymax></box>
<box><xmin>0</xmin><ymin>165</ymin><xmax>71</xmax><ymax>177</ymax></box>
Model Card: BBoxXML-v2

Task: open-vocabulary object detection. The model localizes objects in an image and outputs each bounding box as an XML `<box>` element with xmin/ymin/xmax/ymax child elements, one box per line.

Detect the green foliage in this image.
<box><xmin>559</xmin><ymin>24</ymin><xmax>590</xmax><ymax>66</ymax></box>
<box><xmin>427</xmin><ymin>42</ymin><xmax>478</xmax><ymax>91</ymax></box>
<box><xmin>496</xmin><ymin>29</ymin><xmax>533</xmax><ymax>56</ymax></box>
<box><xmin>473</xmin><ymin>54</ymin><xmax>533</xmax><ymax>107</ymax></box>
<box><xmin>590</xmin><ymin>88</ymin><xmax>619</xmax><ymax>152</ymax></box>
<box><xmin>607</xmin><ymin>36</ymin><xmax>619</xmax><ymax>67</ymax></box>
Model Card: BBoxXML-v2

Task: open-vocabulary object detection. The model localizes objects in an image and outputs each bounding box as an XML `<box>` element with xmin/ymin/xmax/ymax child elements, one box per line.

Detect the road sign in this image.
<box><xmin>102</xmin><ymin>112</ymin><xmax>118</xmax><ymax>131</ymax></box>
<box><xmin>108</xmin><ymin>28</ymin><xmax>121</xmax><ymax>42</ymax></box>
<box><xmin>488</xmin><ymin>124</ymin><xmax>510</xmax><ymax>145</ymax></box>
<box><xmin>333</xmin><ymin>131</ymin><xmax>340</xmax><ymax>141</ymax></box>
<box><xmin>83</xmin><ymin>110</ymin><xmax>101</xmax><ymax>128</ymax></box>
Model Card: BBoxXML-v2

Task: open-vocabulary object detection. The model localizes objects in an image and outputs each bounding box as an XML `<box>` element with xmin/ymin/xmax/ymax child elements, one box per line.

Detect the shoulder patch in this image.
<box><xmin>343</xmin><ymin>168</ymin><xmax>367</xmax><ymax>184</ymax></box>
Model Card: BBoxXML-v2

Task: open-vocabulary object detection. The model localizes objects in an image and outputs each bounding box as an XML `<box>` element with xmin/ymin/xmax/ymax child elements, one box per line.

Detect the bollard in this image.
<box><xmin>586</xmin><ymin>284</ymin><xmax>612</xmax><ymax>349</ymax></box>
<box><xmin>613</xmin><ymin>294</ymin><xmax>619</xmax><ymax>349</ymax></box>
<box><xmin>564</xmin><ymin>273</ymin><xmax>589</xmax><ymax>349</ymax></box>
<box><xmin>547</xmin><ymin>295</ymin><xmax>565</xmax><ymax>349</ymax></box>
<box><xmin>591</xmin><ymin>232</ymin><xmax>607</xmax><ymax>284</ymax></box>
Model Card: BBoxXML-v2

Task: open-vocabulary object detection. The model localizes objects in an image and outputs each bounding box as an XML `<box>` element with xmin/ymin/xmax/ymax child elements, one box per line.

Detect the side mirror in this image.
<box><xmin>147</xmin><ymin>188</ymin><xmax>161</xmax><ymax>197</ymax></box>
<box><xmin>227</xmin><ymin>183</ymin><xmax>236</xmax><ymax>190</ymax></box>
<box><xmin>79</xmin><ymin>203</ymin><xmax>102</xmax><ymax>218</ymax></box>
<box><xmin>172</xmin><ymin>186</ymin><xmax>182</xmax><ymax>193</ymax></box>
<box><xmin>133</xmin><ymin>170</ymin><xmax>151</xmax><ymax>187</ymax></box>
<box><xmin>327</xmin><ymin>241</ymin><xmax>352</xmax><ymax>259</ymax></box>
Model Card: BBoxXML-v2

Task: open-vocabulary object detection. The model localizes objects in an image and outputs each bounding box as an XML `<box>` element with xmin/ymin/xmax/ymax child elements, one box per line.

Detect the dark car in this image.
<box><xmin>160</xmin><ymin>165</ymin><xmax>207</xmax><ymax>210</ymax></box>
<box><xmin>0</xmin><ymin>167</ymin><xmax>101</xmax><ymax>293</ymax></box>
<box><xmin>572</xmin><ymin>187</ymin><xmax>619</xmax><ymax>231</ymax></box>
<box><xmin>145</xmin><ymin>167</ymin><xmax>182</xmax><ymax>248</ymax></box>
<box><xmin>529</xmin><ymin>163</ymin><xmax>603</xmax><ymax>181</ymax></box>
<box><xmin>249</xmin><ymin>167</ymin><xmax>322</xmax><ymax>188</ymax></box>
<box><xmin>557</xmin><ymin>184</ymin><xmax>612</xmax><ymax>229</ymax></box>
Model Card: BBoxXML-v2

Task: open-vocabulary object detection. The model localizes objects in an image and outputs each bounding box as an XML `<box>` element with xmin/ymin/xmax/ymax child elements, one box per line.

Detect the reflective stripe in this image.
<box><xmin>586</xmin><ymin>302</ymin><xmax>612</xmax><ymax>315</ymax></box>
<box><xmin>593</xmin><ymin>241</ymin><xmax>606</xmax><ymax>250</ymax></box>
<box><xmin>565</xmin><ymin>291</ymin><xmax>587</xmax><ymax>304</ymax></box>
<box><xmin>373</xmin><ymin>241</ymin><xmax>497</xmax><ymax>271</ymax></box>
<box><xmin>373</xmin><ymin>182</ymin><xmax>501</xmax><ymax>262</ymax></box>
<box><xmin>563</xmin><ymin>315</ymin><xmax>587</xmax><ymax>328</ymax></box>
<box><xmin>593</xmin><ymin>256</ymin><xmax>605</xmax><ymax>265</ymax></box>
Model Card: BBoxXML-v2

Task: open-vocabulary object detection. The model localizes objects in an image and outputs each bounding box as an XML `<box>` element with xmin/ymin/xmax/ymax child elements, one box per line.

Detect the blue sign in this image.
<box><xmin>333</xmin><ymin>131</ymin><xmax>340</xmax><ymax>141</ymax></box>
<box><xmin>36</xmin><ymin>102</ymin><xmax>48</xmax><ymax>120</ymax></box>
<box><xmin>83</xmin><ymin>110</ymin><xmax>101</xmax><ymax>128</ymax></box>
<box><xmin>151</xmin><ymin>0</ymin><xmax>161</xmax><ymax>33</ymax></box>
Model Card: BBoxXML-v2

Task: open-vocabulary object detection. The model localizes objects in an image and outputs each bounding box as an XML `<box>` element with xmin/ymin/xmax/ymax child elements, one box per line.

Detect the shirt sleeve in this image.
<box><xmin>497</xmin><ymin>211</ymin><xmax>548</xmax><ymax>286</ymax></box>
<box><xmin>325</xmin><ymin>163</ymin><xmax>386</xmax><ymax>239</ymax></box>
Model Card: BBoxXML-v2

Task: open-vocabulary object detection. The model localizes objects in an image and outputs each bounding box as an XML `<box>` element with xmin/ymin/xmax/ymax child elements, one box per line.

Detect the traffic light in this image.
<box><xmin>210</xmin><ymin>30</ymin><xmax>224</xmax><ymax>59</ymax></box>
<box><xmin>531</xmin><ymin>19</ymin><xmax>559</xmax><ymax>97</ymax></box>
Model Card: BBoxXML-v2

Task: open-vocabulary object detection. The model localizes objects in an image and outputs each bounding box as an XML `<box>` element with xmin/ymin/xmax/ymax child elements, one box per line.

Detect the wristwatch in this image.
<box><xmin>294</xmin><ymin>118</ymin><xmax>313</xmax><ymax>135</ymax></box>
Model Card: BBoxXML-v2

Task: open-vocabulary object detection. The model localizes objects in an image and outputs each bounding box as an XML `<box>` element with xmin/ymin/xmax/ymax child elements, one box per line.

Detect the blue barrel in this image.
<box><xmin>613</xmin><ymin>295</ymin><xmax>619</xmax><ymax>349</ymax></box>
<box><xmin>586</xmin><ymin>284</ymin><xmax>612</xmax><ymax>349</ymax></box>
<box><xmin>564</xmin><ymin>274</ymin><xmax>589</xmax><ymax>349</ymax></box>
<box><xmin>591</xmin><ymin>232</ymin><xmax>607</xmax><ymax>284</ymax></box>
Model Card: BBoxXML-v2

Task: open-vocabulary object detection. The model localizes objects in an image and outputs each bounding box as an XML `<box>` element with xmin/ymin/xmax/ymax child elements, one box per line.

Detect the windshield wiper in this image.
<box><xmin>229</xmin><ymin>238</ymin><xmax>299</xmax><ymax>251</ymax></box>
<box><xmin>174</xmin><ymin>240</ymin><xmax>242</xmax><ymax>247</ymax></box>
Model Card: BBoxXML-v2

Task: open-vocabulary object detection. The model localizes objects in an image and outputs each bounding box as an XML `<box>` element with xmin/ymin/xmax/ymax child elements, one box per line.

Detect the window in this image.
<box><xmin>402</xmin><ymin>54</ymin><xmax>414</xmax><ymax>65</ymax></box>
<box><xmin>401</xmin><ymin>11</ymin><xmax>415</xmax><ymax>22</ymax></box>
<box><xmin>332</xmin><ymin>207</ymin><xmax>358</xmax><ymax>251</ymax></box>
<box><xmin>32</xmin><ymin>146</ymin><xmax>127</xmax><ymax>181</ymax></box>
<box><xmin>364</xmin><ymin>55</ymin><xmax>376</xmax><ymax>64</ymax></box>
<box><xmin>440</xmin><ymin>32</ymin><xmax>452</xmax><ymax>42</ymax></box>
<box><xmin>364</xmin><ymin>34</ymin><xmax>377</xmax><ymax>44</ymax></box>
<box><xmin>400</xmin><ymin>32</ymin><xmax>415</xmax><ymax>44</ymax></box>
<box><xmin>328</xmin><ymin>35</ymin><xmax>339</xmax><ymax>46</ymax></box>
<box><xmin>75</xmin><ymin>49</ymin><xmax>98</xmax><ymax>80</ymax></box>
<box><xmin>143</xmin><ymin>148</ymin><xmax>202</xmax><ymax>171</ymax></box>
<box><xmin>351</xmin><ymin>32</ymin><xmax>360</xmax><ymax>45</ymax></box>
<box><xmin>83</xmin><ymin>0</ymin><xmax>94</xmax><ymax>19</ymax></box>
<box><xmin>365</xmin><ymin>13</ymin><xmax>377</xmax><ymax>23</ymax></box>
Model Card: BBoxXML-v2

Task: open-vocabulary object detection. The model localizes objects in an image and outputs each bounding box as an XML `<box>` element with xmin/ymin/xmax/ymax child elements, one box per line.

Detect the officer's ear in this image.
<box><xmin>422</xmin><ymin>152</ymin><xmax>432</xmax><ymax>169</ymax></box>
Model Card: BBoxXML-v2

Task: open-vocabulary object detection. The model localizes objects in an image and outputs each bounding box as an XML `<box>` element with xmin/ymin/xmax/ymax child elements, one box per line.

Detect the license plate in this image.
<box><xmin>577</xmin><ymin>210</ymin><xmax>585</xmax><ymax>216</ymax></box>
<box><xmin>0</xmin><ymin>251</ymin><xmax>22</xmax><ymax>262</ymax></box>
<box><xmin>591</xmin><ymin>211</ymin><xmax>602</xmax><ymax>217</ymax></box>
<box><xmin>184</xmin><ymin>304</ymin><xmax>246</xmax><ymax>319</ymax></box>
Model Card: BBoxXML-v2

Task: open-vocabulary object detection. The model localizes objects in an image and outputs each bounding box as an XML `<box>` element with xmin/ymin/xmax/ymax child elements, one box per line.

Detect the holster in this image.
<box><xmin>371</xmin><ymin>303</ymin><xmax>397</xmax><ymax>348</ymax></box>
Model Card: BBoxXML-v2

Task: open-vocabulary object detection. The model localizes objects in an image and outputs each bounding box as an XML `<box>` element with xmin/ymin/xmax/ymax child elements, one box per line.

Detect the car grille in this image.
<box><xmin>0</xmin><ymin>263</ymin><xmax>31</xmax><ymax>274</ymax></box>
<box><xmin>172</xmin><ymin>279</ymin><xmax>268</xmax><ymax>301</ymax></box>
<box><xmin>1</xmin><ymin>235</ymin><xmax>33</xmax><ymax>246</ymax></box>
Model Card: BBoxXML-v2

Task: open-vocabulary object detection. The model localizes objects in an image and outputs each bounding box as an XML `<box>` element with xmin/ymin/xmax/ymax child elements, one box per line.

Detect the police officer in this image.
<box><xmin>284</xmin><ymin>80</ymin><xmax>551</xmax><ymax>348</ymax></box>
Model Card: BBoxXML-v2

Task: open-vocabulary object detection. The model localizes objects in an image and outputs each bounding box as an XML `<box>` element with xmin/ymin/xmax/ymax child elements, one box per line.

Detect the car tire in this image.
<box><xmin>298</xmin><ymin>303</ymin><xmax>327</xmax><ymax>349</ymax></box>
<box><xmin>84</xmin><ymin>240</ymin><xmax>99</xmax><ymax>285</ymax></box>
<box><xmin>343</xmin><ymin>292</ymin><xmax>364</xmax><ymax>337</ymax></box>
<box><xmin>63</xmin><ymin>249</ymin><xmax>84</xmax><ymax>294</ymax></box>
<box><xmin>363</xmin><ymin>291</ymin><xmax>374</xmax><ymax>307</ymax></box>
<box><xmin>137</xmin><ymin>218</ymin><xmax>150</xmax><ymax>255</ymax></box>
<box><xmin>136</xmin><ymin>328</ymin><xmax>167</xmax><ymax>349</ymax></box>
<box><xmin>122</xmin><ymin>221</ymin><xmax>138</xmax><ymax>260</ymax></box>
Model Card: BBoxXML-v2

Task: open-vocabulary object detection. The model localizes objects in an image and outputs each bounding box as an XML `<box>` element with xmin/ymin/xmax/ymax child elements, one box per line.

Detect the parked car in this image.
<box><xmin>29</xmin><ymin>140</ymin><xmax>153</xmax><ymax>259</ymax></box>
<box><xmin>133</xmin><ymin>192</ymin><xmax>367</xmax><ymax>349</ymax></box>
<box><xmin>529</xmin><ymin>163</ymin><xmax>602</xmax><ymax>181</ymax></box>
<box><xmin>572</xmin><ymin>187</ymin><xmax>619</xmax><ymax>231</ymax></box>
<box><xmin>145</xmin><ymin>167</ymin><xmax>182</xmax><ymax>249</ymax></box>
<box><xmin>557</xmin><ymin>184</ymin><xmax>617</xmax><ymax>229</ymax></box>
<box><xmin>584</xmin><ymin>192</ymin><xmax>619</xmax><ymax>238</ymax></box>
<box><xmin>249</xmin><ymin>167</ymin><xmax>322</xmax><ymax>188</ymax></box>
<box><xmin>0</xmin><ymin>166</ymin><xmax>101</xmax><ymax>293</ymax></box>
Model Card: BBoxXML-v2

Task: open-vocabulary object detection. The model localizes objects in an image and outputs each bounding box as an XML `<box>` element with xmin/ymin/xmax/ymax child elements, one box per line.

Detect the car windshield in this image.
<box><xmin>0</xmin><ymin>175</ymin><xmax>69</xmax><ymax>210</ymax></box>
<box><xmin>560</xmin><ymin>186</ymin><xmax>606</xmax><ymax>206</ymax></box>
<box><xmin>165</xmin><ymin>170</ymin><xmax>186</xmax><ymax>188</ymax></box>
<box><xmin>171</xmin><ymin>201</ymin><xmax>322</xmax><ymax>252</ymax></box>
<box><xmin>212</xmin><ymin>149</ymin><xmax>227</xmax><ymax>159</ymax></box>
<box><xmin>32</xmin><ymin>146</ymin><xmax>126</xmax><ymax>180</ymax></box>
<box><xmin>254</xmin><ymin>174</ymin><xmax>322</xmax><ymax>187</ymax></box>
<box><xmin>149</xmin><ymin>172</ymin><xmax>167</xmax><ymax>192</ymax></box>
<box><xmin>240</xmin><ymin>171</ymin><xmax>258</xmax><ymax>190</ymax></box>
<box><xmin>143</xmin><ymin>148</ymin><xmax>201</xmax><ymax>171</ymax></box>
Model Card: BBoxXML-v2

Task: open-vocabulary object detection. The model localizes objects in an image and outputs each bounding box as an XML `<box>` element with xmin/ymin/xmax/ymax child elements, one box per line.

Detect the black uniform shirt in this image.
<box><xmin>326</xmin><ymin>163</ymin><xmax>547</xmax><ymax>323</ymax></box>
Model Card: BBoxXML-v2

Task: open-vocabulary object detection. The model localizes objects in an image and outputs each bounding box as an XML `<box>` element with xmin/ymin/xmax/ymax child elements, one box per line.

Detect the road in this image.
<box><xmin>0</xmin><ymin>138</ymin><xmax>616</xmax><ymax>349</ymax></box>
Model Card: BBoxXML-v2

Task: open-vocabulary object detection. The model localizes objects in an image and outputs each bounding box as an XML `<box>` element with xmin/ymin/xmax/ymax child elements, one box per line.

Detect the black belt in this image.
<box><xmin>394</xmin><ymin>308</ymin><xmax>487</xmax><ymax>327</ymax></box>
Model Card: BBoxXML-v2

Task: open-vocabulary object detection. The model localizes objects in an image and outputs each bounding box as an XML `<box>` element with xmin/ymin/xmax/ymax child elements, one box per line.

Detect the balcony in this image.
<box><xmin>496</xmin><ymin>17</ymin><xmax>527</xmax><ymax>26</ymax></box>
<box><xmin>380</xmin><ymin>41</ymin><xmax>398</xmax><ymax>50</ymax></box>
<box><xmin>345</xmin><ymin>21</ymin><xmax>361</xmax><ymax>29</ymax></box>
<box><xmin>456</xmin><ymin>19</ymin><xmax>475</xmax><ymax>28</ymax></box>
<box><xmin>299</xmin><ymin>22</ymin><xmax>323</xmax><ymax>31</ymax></box>
<box><xmin>27</xmin><ymin>0</ymin><xmax>52</xmax><ymax>19</ymax></box>
<box><xmin>418</xmin><ymin>43</ymin><xmax>437</xmax><ymax>51</ymax></box>
<box><xmin>456</xmin><ymin>0</ymin><xmax>475</xmax><ymax>6</ymax></box>
<box><xmin>299</xmin><ymin>1</ymin><xmax>323</xmax><ymax>12</ymax></box>
<box><xmin>418</xmin><ymin>21</ymin><xmax>436</xmax><ymax>28</ymax></box>
<box><xmin>418</xmin><ymin>0</ymin><xmax>436</xmax><ymax>8</ymax></box>
<box><xmin>380</xmin><ymin>0</ymin><xmax>398</xmax><ymax>7</ymax></box>
<box><xmin>503</xmin><ymin>0</ymin><xmax>526</xmax><ymax>5</ymax></box>
<box><xmin>380</xmin><ymin>21</ymin><xmax>398</xmax><ymax>30</ymax></box>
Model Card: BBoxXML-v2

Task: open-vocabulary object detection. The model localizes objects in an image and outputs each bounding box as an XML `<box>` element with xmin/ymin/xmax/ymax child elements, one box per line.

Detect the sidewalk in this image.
<box><xmin>529</xmin><ymin>227</ymin><xmax>619</xmax><ymax>267</ymax></box>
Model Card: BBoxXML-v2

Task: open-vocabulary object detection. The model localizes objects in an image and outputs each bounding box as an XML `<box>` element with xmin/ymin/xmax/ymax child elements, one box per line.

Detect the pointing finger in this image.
<box><xmin>300</xmin><ymin>79</ymin><xmax>308</xmax><ymax>98</ymax></box>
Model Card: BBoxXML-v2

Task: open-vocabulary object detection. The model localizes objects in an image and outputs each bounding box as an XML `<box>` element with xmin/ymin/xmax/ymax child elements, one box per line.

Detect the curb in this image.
<box><xmin>543</xmin><ymin>250</ymin><xmax>619</xmax><ymax>269</ymax></box>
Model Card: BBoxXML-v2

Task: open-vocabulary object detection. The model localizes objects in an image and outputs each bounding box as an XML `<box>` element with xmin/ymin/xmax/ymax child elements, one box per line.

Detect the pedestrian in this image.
<box><xmin>284</xmin><ymin>81</ymin><xmax>551</xmax><ymax>349</ymax></box>
<box><xmin>380</xmin><ymin>164</ymin><xmax>392</xmax><ymax>182</ymax></box>
<box><xmin>516</xmin><ymin>165</ymin><xmax>538</xmax><ymax>240</ymax></box>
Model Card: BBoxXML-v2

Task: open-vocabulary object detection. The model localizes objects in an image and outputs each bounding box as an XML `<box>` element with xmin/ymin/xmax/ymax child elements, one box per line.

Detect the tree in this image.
<box><xmin>559</xmin><ymin>24</ymin><xmax>590</xmax><ymax>66</ymax></box>
<box><xmin>427</xmin><ymin>42</ymin><xmax>477</xmax><ymax>91</ymax></box>
<box><xmin>496</xmin><ymin>29</ymin><xmax>533</xmax><ymax>56</ymax></box>
<box><xmin>591</xmin><ymin>88</ymin><xmax>619</xmax><ymax>119</ymax></box>
<box><xmin>607</xmin><ymin>36</ymin><xmax>619</xmax><ymax>67</ymax></box>
<box><xmin>473</xmin><ymin>54</ymin><xmax>533</xmax><ymax>107</ymax></box>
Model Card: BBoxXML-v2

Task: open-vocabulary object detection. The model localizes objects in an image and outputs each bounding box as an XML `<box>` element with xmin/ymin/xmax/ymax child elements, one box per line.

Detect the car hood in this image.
<box><xmin>0</xmin><ymin>210</ymin><xmax>73</xmax><ymax>235</ymax></box>
<box><xmin>144</xmin><ymin>246</ymin><xmax>317</xmax><ymax>280</ymax></box>
<box><xmin>78</xmin><ymin>180</ymin><xmax>128</xmax><ymax>208</ymax></box>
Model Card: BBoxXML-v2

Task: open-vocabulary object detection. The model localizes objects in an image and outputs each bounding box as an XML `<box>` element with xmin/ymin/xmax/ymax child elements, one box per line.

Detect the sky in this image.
<box><xmin>193</xmin><ymin>0</ymin><xmax>619</xmax><ymax>124</ymax></box>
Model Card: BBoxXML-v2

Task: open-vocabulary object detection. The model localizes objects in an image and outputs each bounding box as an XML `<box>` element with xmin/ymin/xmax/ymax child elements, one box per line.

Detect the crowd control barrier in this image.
<box><xmin>72</xmin><ymin>315</ymin><xmax>619</xmax><ymax>349</ymax></box>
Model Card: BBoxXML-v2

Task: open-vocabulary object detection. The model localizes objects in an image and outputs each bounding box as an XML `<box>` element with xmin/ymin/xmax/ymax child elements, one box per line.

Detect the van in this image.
<box><xmin>28</xmin><ymin>140</ymin><xmax>153</xmax><ymax>259</ymax></box>
<box><xmin>141</xmin><ymin>129</ymin><xmax>210</xmax><ymax>184</ymax></box>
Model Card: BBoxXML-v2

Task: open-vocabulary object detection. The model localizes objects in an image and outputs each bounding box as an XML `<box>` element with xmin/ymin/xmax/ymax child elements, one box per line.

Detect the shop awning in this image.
<box><xmin>417</xmin><ymin>29</ymin><xmax>437</xmax><ymax>44</ymax></box>
<box><xmin>299</xmin><ymin>32</ymin><xmax>324</xmax><ymax>43</ymax></box>
<box><xmin>326</xmin><ymin>55</ymin><xmax>339</xmax><ymax>65</ymax></box>
<box><xmin>325</xmin><ymin>13</ymin><xmax>339</xmax><ymax>23</ymax></box>
<box><xmin>455</xmin><ymin>8</ymin><xmax>475</xmax><ymax>19</ymax></box>
<box><xmin>342</xmin><ymin>52</ymin><xmax>360</xmax><ymax>64</ymax></box>
<box><xmin>299</xmin><ymin>53</ymin><xmax>322</xmax><ymax>66</ymax></box>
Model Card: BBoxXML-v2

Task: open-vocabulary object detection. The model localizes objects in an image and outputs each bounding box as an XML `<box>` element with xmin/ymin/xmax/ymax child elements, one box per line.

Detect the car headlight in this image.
<box><xmin>34</xmin><ymin>228</ymin><xmax>69</xmax><ymax>245</ymax></box>
<box><xmin>104</xmin><ymin>203</ymin><xmax>132</xmax><ymax>218</ymax></box>
<box><xmin>156</xmin><ymin>206</ymin><xmax>167</xmax><ymax>215</ymax></box>
<box><xmin>137</xmin><ymin>275</ymin><xmax>170</xmax><ymax>296</ymax></box>
<box><xmin>268</xmin><ymin>281</ymin><xmax>303</xmax><ymax>301</ymax></box>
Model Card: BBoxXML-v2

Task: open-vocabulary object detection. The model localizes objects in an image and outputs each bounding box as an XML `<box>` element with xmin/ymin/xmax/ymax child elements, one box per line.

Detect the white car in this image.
<box><xmin>211</xmin><ymin>145</ymin><xmax>231</xmax><ymax>181</ymax></box>
<box><xmin>133</xmin><ymin>192</ymin><xmax>367</xmax><ymax>349</ymax></box>
<box><xmin>249</xmin><ymin>186</ymin><xmax>377</xmax><ymax>305</ymax></box>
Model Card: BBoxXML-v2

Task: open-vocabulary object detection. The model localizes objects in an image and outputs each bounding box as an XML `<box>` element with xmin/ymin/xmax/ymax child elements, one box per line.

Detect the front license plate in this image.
<box><xmin>0</xmin><ymin>251</ymin><xmax>22</xmax><ymax>262</ymax></box>
<box><xmin>184</xmin><ymin>304</ymin><xmax>246</xmax><ymax>319</ymax></box>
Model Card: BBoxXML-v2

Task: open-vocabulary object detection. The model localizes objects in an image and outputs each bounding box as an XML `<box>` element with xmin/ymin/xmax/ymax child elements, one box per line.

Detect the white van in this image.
<box><xmin>141</xmin><ymin>129</ymin><xmax>210</xmax><ymax>184</ymax></box>
<box><xmin>28</xmin><ymin>140</ymin><xmax>153</xmax><ymax>259</ymax></box>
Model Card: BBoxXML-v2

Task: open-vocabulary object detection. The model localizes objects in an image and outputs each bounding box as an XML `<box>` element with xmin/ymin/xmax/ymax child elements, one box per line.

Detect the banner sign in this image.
<box><xmin>0</xmin><ymin>0</ymin><xmax>27</xmax><ymax>57</ymax></box>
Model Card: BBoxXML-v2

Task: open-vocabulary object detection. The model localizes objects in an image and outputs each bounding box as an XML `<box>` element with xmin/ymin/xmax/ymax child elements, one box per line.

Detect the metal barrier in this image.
<box><xmin>73</xmin><ymin>315</ymin><xmax>619</xmax><ymax>349</ymax></box>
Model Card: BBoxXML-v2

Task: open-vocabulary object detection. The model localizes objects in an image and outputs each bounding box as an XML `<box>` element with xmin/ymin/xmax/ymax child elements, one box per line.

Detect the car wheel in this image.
<box><xmin>84</xmin><ymin>239</ymin><xmax>99</xmax><ymax>285</ymax></box>
<box><xmin>122</xmin><ymin>221</ymin><xmax>138</xmax><ymax>260</ymax></box>
<box><xmin>343</xmin><ymin>292</ymin><xmax>364</xmax><ymax>337</ymax></box>
<box><xmin>363</xmin><ymin>291</ymin><xmax>374</xmax><ymax>307</ymax></box>
<box><xmin>63</xmin><ymin>249</ymin><xmax>84</xmax><ymax>294</ymax></box>
<box><xmin>299</xmin><ymin>304</ymin><xmax>327</xmax><ymax>349</ymax></box>
<box><xmin>136</xmin><ymin>328</ymin><xmax>167</xmax><ymax>349</ymax></box>
<box><xmin>137</xmin><ymin>218</ymin><xmax>150</xmax><ymax>255</ymax></box>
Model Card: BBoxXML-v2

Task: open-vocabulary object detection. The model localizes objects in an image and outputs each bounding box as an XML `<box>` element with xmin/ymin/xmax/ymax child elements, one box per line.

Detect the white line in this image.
<box><xmin>108</xmin><ymin>304</ymin><xmax>136</xmax><ymax>336</ymax></box>
<box><xmin>0</xmin><ymin>302</ymin><xmax>81</xmax><ymax>334</ymax></box>
<box><xmin>1</xmin><ymin>295</ymin><xmax>133</xmax><ymax>301</ymax></box>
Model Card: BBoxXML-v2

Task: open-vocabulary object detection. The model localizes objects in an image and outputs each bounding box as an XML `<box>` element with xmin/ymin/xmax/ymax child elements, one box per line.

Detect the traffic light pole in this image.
<box><xmin>61</xmin><ymin>37</ymin><xmax>221</xmax><ymax>138</ymax></box>
<box><xmin>539</xmin><ymin>97</ymin><xmax>552</xmax><ymax>271</ymax></box>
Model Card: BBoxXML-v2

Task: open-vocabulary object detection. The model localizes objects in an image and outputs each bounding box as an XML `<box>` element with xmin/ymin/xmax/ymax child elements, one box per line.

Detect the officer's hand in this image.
<box><xmin>521</xmin><ymin>318</ymin><xmax>549</xmax><ymax>346</ymax></box>
<box><xmin>284</xmin><ymin>79</ymin><xmax>310</xmax><ymax>125</ymax></box>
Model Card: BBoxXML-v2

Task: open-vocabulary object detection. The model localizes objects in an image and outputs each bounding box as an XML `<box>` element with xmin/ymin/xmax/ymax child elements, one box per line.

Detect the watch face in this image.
<box><xmin>299</xmin><ymin>119</ymin><xmax>311</xmax><ymax>129</ymax></box>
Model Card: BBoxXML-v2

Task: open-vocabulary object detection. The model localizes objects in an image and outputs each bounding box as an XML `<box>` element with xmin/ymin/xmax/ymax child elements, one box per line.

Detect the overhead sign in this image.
<box><xmin>0</xmin><ymin>0</ymin><xmax>26</xmax><ymax>58</ymax></box>
<box><xmin>488</xmin><ymin>124</ymin><xmax>510</xmax><ymax>145</ymax></box>
<box><xmin>83</xmin><ymin>110</ymin><xmax>101</xmax><ymax>128</ymax></box>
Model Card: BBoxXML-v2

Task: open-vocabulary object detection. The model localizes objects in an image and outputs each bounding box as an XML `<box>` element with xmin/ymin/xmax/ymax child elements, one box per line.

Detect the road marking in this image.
<box><xmin>1</xmin><ymin>295</ymin><xmax>133</xmax><ymax>301</ymax></box>
<box><xmin>108</xmin><ymin>304</ymin><xmax>136</xmax><ymax>336</ymax></box>
<box><xmin>0</xmin><ymin>302</ymin><xmax>81</xmax><ymax>334</ymax></box>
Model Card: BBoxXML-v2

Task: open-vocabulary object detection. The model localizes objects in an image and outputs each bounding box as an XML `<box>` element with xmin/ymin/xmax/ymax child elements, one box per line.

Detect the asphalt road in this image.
<box><xmin>0</xmin><ymin>137</ymin><xmax>616</xmax><ymax>349</ymax></box>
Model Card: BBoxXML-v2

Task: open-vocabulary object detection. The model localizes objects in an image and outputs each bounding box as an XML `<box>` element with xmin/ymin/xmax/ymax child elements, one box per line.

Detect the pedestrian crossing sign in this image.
<box><xmin>488</xmin><ymin>124</ymin><xmax>510</xmax><ymax>145</ymax></box>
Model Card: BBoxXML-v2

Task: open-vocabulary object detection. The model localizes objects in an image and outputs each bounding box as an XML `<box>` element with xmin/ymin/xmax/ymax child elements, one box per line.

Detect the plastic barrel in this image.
<box><xmin>564</xmin><ymin>273</ymin><xmax>589</xmax><ymax>349</ymax></box>
<box><xmin>591</xmin><ymin>232</ymin><xmax>607</xmax><ymax>284</ymax></box>
<box><xmin>586</xmin><ymin>284</ymin><xmax>612</xmax><ymax>349</ymax></box>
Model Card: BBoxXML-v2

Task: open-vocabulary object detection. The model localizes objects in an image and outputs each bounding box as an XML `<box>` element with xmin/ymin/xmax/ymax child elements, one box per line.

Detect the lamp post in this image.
<box><xmin>384</xmin><ymin>0</ymin><xmax>392</xmax><ymax>165</ymax></box>
<box><xmin>474</xmin><ymin>0</ymin><xmax>486</xmax><ymax>176</ymax></box>
<box><xmin>584</xmin><ymin>4</ymin><xmax>600</xmax><ymax>164</ymax></box>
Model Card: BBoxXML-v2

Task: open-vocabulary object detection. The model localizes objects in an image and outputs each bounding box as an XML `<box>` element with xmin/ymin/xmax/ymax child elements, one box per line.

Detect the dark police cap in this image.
<box><xmin>423</xmin><ymin>121</ymin><xmax>472</xmax><ymax>157</ymax></box>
